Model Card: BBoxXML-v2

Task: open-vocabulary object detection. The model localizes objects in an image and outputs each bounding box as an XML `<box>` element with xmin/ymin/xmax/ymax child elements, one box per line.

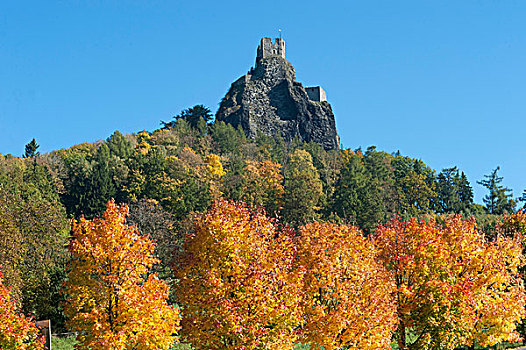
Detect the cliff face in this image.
<box><xmin>216</xmin><ymin>56</ymin><xmax>340</xmax><ymax>150</ymax></box>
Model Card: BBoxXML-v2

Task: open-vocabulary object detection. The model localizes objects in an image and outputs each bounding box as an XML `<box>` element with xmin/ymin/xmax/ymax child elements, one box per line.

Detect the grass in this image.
<box><xmin>51</xmin><ymin>336</ymin><xmax>523</xmax><ymax>350</ymax></box>
<box><xmin>51</xmin><ymin>335</ymin><xmax>77</xmax><ymax>350</ymax></box>
<box><xmin>51</xmin><ymin>336</ymin><xmax>309</xmax><ymax>350</ymax></box>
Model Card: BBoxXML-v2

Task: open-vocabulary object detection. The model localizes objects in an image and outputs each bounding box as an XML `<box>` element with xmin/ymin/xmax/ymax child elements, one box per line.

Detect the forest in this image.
<box><xmin>1</xmin><ymin>105</ymin><xmax>525</xmax><ymax>350</ymax></box>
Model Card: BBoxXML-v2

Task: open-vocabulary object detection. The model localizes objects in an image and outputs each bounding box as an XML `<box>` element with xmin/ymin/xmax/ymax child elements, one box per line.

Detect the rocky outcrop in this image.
<box><xmin>216</xmin><ymin>54</ymin><xmax>340</xmax><ymax>150</ymax></box>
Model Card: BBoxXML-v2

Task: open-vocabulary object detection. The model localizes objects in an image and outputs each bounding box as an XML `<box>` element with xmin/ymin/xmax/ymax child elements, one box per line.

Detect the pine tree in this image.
<box><xmin>477</xmin><ymin>167</ymin><xmax>515</xmax><ymax>214</ymax></box>
<box><xmin>23</xmin><ymin>138</ymin><xmax>39</xmax><ymax>158</ymax></box>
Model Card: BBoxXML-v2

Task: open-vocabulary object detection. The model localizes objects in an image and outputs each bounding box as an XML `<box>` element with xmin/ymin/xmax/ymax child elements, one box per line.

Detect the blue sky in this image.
<box><xmin>1</xmin><ymin>1</ymin><xmax>525</xmax><ymax>203</ymax></box>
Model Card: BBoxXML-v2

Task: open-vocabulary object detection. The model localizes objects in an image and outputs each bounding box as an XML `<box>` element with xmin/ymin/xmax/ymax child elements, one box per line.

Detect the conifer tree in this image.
<box><xmin>477</xmin><ymin>167</ymin><xmax>515</xmax><ymax>214</ymax></box>
<box><xmin>24</xmin><ymin>138</ymin><xmax>40</xmax><ymax>158</ymax></box>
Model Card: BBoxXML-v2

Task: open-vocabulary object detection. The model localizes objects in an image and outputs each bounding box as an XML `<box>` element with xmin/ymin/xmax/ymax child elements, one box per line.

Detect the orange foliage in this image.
<box><xmin>175</xmin><ymin>200</ymin><xmax>302</xmax><ymax>349</ymax></box>
<box><xmin>296</xmin><ymin>222</ymin><xmax>397</xmax><ymax>350</ymax></box>
<box><xmin>64</xmin><ymin>200</ymin><xmax>180</xmax><ymax>350</ymax></box>
<box><xmin>0</xmin><ymin>269</ymin><xmax>44</xmax><ymax>350</ymax></box>
<box><xmin>375</xmin><ymin>216</ymin><xmax>526</xmax><ymax>349</ymax></box>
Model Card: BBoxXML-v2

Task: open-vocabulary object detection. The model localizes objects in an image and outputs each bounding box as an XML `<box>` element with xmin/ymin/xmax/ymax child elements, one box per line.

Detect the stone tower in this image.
<box><xmin>256</xmin><ymin>37</ymin><xmax>285</xmax><ymax>66</ymax></box>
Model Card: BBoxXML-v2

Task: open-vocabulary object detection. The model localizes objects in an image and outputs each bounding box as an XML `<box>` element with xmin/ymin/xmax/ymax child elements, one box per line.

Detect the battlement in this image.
<box><xmin>306</xmin><ymin>86</ymin><xmax>327</xmax><ymax>102</ymax></box>
<box><xmin>256</xmin><ymin>37</ymin><xmax>285</xmax><ymax>66</ymax></box>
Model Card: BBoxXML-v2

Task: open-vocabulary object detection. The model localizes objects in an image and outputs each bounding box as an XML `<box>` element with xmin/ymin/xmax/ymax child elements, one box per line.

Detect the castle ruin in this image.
<box><xmin>256</xmin><ymin>37</ymin><xmax>285</xmax><ymax>66</ymax></box>
<box><xmin>255</xmin><ymin>37</ymin><xmax>326</xmax><ymax>102</ymax></box>
<box><xmin>215</xmin><ymin>36</ymin><xmax>340</xmax><ymax>150</ymax></box>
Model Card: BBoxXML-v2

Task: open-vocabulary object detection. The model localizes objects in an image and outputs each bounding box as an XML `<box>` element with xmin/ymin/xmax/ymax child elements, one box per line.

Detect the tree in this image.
<box><xmin>242</xmin><ymin>159</ymin><xmax>284</xmax><ymax>216</ymax></box>
<box><xmin>519</xmin><ymin>190</ymin><xmax>526</xmax><ymax>209</ymax></box>
<box><xmin>477</xmin><ymin>167</ymin><xmax>515</xmax><ymax>214</ymax></box>
<box><xmin>162</xmin><ymin>105</ymin><xmax>213</xmax><ymax>129</ymax></box>
<box><xmin>296</xmin><ymin>222</ymin><xmax>397</xmax><ymax>350</ymax></box>
<box><xmin>24</xmin><ymin>138</ymin><xmax>40</xmax><ymax>158</ymax></box>
<box><xmin>436</xmin><ymin>167</ymin><xmax>473</xmax><ymax>214</ymax></box>
<box><xmin>174</xmin><ymin>200</ymin><xmax>303</xmax><ymax>350</ymax></box>
<box><xmin>331</xmin><ymin>150</ymin><xmax>374</xmax><ymax>230</ymax></box>
<box><xmin>0</xmin><ymin>270</ymin><xmax>44</xmax><ymax>350</ymax></box>
<box><xmin>107</xmin><ymin>130</ymin><xmax>134</xmax><ymax>159</ymax></box>
<box><xmin>392</xmin><ymin>156</ymin><xmax>437</xmax><ymax>216</ymax></box>
<box><xmin>283</xmin><ymin>149</ymin><xmax>323</xmax><ymax>224</ymax></box>
<box><xmin>0</xmin><ymin>155</ymin><xmax>70</xmax><ymax>331</ymax></box>
<box><xmin>375</xmin><ymin>216</ymin><xmax>525</xmax><ymax>350</ymax></box>
<box><xmin>64</xmin><ymin>200</ymin><xmax>180</xmax><ymax>350</ymax></box>
<box><xmin>211</xmin><ymin>121</ymin><xmax>247</xmax><ymax>155</ymax></box>
<box><xmin>128</xmin><ymin>198</ymin><xmax>183</xmax><ymax>285</ymax></box>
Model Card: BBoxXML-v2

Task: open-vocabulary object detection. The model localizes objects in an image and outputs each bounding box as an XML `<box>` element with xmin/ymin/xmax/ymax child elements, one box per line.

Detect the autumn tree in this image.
<box><xmin>375</xmin><ymin>216</ymin><xmax>526</xmax><ymax>350</ymax></box>
<box><xmin>296</xmin><ymin>222</ymin><xmax>397</xmax><ymax>350</ymax></box>
<box><xmin>242</xmin><ymin>159</ymin><xmax>284</xmax><ymax>216</ymax></box>
<box><xmin>64</xmin><ymin>200</ymin><xmax>180</xmax><ymax>350</ymax></box>
<box><xmin>0</xmin><ymin>270</ymin><xmax>44</xmax><ymax>350</ymax></box>
<box><xmin>174</xmin><ymin>200</ymin><xmax>303</xmax><ymax>350</ymax></box>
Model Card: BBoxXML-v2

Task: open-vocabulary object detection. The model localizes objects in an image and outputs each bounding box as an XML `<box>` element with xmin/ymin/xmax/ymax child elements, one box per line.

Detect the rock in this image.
<box><xmin>216</xmin><ymin>38</ymin><xmax>340</xmax><ymax>150</ymax></box>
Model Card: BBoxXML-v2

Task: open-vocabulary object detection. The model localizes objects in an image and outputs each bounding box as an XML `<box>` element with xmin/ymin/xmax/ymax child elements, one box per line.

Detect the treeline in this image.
<box><xmin>26</xmin><ymin>106</ymin><xmax>519</xmax><ymax>226</ymax></box>
<box><xmin>0</xmin><ymin>105</ymin><xmax>522</xmax><ymax>346</ymax></box>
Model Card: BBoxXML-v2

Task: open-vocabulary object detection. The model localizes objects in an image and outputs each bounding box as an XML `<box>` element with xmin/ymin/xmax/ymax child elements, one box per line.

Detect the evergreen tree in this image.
<box><xmin>435</xmin><ymin>167</ymin><xmax>473</xmax><ymax>214</ymax></box>
<box><xmin>458</xmin><ymin>171</ymin><xmax>474</xmax><ymax>212</ymax></box>
<box><xmin>519</xmin><ymin>189</ymin><xmax>526</xmax><ymax>209</ymax></box>
<box><xmin>23</xmin><ymin>138</ymin><xmax>39</xmax><ymax>158</ymax></box>
<box><xmin>477</xmin><ymin>167</ymin><xmax>515</xmax><ymax>214</ymax></box>
<box><xmin>331</xmin><ymin>152</ymin><xmax>368</xmax><ymax>223</ymax></box>
<box><xmin>64</xmin><ymin>144</ymin><xmax>117</xmax><ymax>218</ymax></box>
<box><xmin>162</xmin><ymin>105</ymin><xmax>213</xmax><ymax>129</ymax></box>
<box><xmin>106</xmin><ymin>130</ymin><xmax>133</xmax><ymax>159</ymax></box>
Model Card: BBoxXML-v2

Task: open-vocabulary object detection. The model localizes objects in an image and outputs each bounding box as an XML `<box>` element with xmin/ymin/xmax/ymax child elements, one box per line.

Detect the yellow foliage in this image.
<box><xmin>205</xmin><ymin>154</ymin><xmax>226</xmax><ymax>178</ymax></box>
<box><xmin>297</xmin><ymin>222</ymin><xmax>397</xmax><ymax>350</ymax></box>
<box><xmin>175</xmin><ymin>200</ymin><xmax>303</xmax><ymax>350</ymax></box>
<box><xmin>64</xmin><ymin>200</ymin><xmax>180</xmax><ymax>350</ymax></box>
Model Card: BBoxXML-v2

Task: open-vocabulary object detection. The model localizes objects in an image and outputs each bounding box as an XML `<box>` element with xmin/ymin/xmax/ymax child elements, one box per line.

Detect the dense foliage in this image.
<box><xmin>296</xmin><ymin>222</ymin><xmax>397</xmax><ymax>349</ymax></box>
<box><xmin>175</xmin><ymin>200</ymin><xmax>302</xmax><ymax>349</ymax></box>
<box><xmin>1</xmin><ymin>105</ymin><xmax>526</xmax><ymax>348</ymax></box>
<box><xmin>0</xmin><ymin>270</ymin><xmax>44</xmax><ymax>350</ymax></box>
<box><xmin>64</xmin><ymin>200</ymin><xmax>180</xmax><ymax>349</ymax></box>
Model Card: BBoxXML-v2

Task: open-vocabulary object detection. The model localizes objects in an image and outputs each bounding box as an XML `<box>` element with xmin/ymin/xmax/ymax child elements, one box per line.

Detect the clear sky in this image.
<box><xmin>1</xmin><ymin>1</ymin><xmax>525</xmax><ymax>203</ymax></box>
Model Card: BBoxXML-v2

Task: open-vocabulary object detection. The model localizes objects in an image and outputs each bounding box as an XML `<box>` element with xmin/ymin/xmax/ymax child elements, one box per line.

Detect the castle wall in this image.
<box><xmin>306</xmin><ymin>86</ymin><xmax>327</xmax><ymax>102</ymax></box>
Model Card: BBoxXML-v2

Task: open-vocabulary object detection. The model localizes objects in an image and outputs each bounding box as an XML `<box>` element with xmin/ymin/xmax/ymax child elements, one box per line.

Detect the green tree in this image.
<box><xmin>162</xmin><ymin>105</ymin><xmax>213</xmax><ymax>129</ymax></box>
<box><xmin>106</xmin><ymin>130</ymin><xmax>134</xmax><ymax>159</ymax></box>
<box><xmin>331</xmin><ymin>151</ymin><xmax>369</xmax><ymax>225</ymax></box>
<box><xmin>282</xmin><ymin>149</ymin><xmax>323</xmax><ymax>224</ymax></box>
<box><xmin>24</xmin><ymin>138</ymin><xmax>40</xmax><ymax>158</ymax></box>
<box><xmin>436</xmin><ymin>167</ymin><xmax>473</xmax><ymax>214</ymax></box>
<box><xmin>477</xmin><ymin>167</ymin><xmax>515</xmax><ymax>214</ymax></box>
<box><xmin>0</xmin><ymin>156</ymin><xmax>69</xmax><ymax>331</ymax></box>
<box><xmin>210</xmin><ymin>121</ymin><xmax>247</xmax><ymax>155</ymax></box>
<box><xmin>392</xmin><ymin>155</ymin><xmax>437</xmax><ymax>216</ymax></box>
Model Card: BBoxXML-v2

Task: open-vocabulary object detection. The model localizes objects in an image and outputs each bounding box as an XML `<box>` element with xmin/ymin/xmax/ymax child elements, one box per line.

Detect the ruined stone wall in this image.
<box><xmin>305</xmin><ymin>86</ymin><xmax>327</xmax><ymax>102</ymax></box>
<box><xmin>256</xmin><ymin>37</ymin><xmax>285</xmax><ymax>66</ymax></box>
